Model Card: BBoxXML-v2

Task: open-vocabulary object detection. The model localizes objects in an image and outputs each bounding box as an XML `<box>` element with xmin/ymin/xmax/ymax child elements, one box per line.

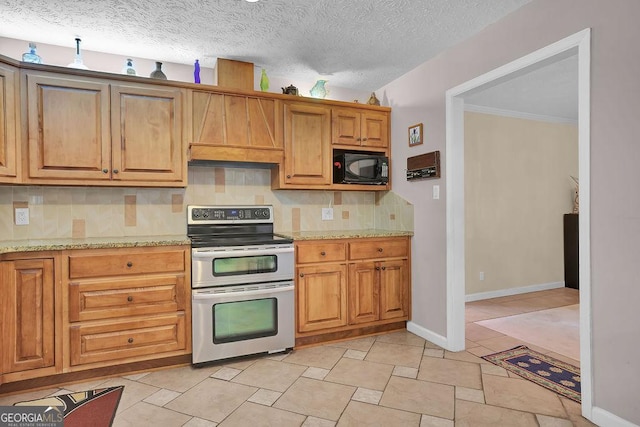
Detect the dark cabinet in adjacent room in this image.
<box><xmin>563</xmin><ymin>213</ymin><xmax>579</xmax><ymax>289</ymax></box>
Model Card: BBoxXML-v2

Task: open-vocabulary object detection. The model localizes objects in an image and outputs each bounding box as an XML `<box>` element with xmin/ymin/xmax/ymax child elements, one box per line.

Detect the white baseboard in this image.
<box><xmin>407</xmin><ymin>321</ymin><xmax>449</xmax><ymax>349</ymax></box>
<box><xmin>465</xmin><ymin>281</ymin><xmax>565</xmax><ymax>302</ymax></box>
<box><xmin>592</xmin><ymin>406</ymin><xmax>639</xmax><ymax>427</ymax></box>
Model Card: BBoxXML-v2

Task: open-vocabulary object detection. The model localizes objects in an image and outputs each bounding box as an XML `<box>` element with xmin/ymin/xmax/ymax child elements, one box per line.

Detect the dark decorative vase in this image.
<box><xmin>150</xmin><ymin>62</ymin><xmax>167</xmax><ymax>80</ymax></box>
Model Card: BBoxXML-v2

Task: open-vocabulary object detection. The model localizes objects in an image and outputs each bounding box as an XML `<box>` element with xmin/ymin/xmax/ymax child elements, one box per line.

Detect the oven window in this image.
<box><xmin>213</xmin><ymin>255</ymin><xmax>278</xmax><ymax>276</ymax></box>
<box><xmin>212</xmin><ymin>298</ymin><xmax>278</xmax><ymax>344</ymax></box>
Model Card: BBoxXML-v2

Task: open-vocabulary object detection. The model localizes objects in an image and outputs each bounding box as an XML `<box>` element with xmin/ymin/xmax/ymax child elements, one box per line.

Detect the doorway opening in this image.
<box><xmin>445</xmin><ymin>29</ymin><xmax>592</xmax><ymax>416</ymax></box>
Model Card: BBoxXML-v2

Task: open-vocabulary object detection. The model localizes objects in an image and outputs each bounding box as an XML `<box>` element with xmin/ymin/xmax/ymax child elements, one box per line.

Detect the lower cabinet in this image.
<box><xmin>1</xmin><ymin>255</ymin><xmax>59</xmax><ymax>383</ymax></box>
<box><xmin>295</xmin><ymin>236</ymin><xmax>411</xmax><ymax>344</ymax></box>
<box><xmin>63</xmin><ymin>245</ymin><xmax>191</xmax><ymax>370</ymax></box>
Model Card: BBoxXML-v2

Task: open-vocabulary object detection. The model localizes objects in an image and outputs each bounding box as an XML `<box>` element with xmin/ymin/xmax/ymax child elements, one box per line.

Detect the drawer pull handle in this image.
<box><xmin>127</xmin><ymin>296</ymin><xmax>133</xmax><ymax>302</ymax></box>
<box><xmin>299</xmin><ymin>273</ymin><xmax>305</xmax><ymax>278</ymax></box>
<box><xmin>320</xmin><ymin>251</ymin><xmax>326</xmax><ymax>256</ymax></box>
<box><xmin>127</xmin><ymin>261</ymin><xmax>133</xmax><ymax>267</ymax></box>
<box><xmin>127</xmin><ymin>338</ymin><xmax>134</xmax><ymax>344</ymax></box>
<box><xmin>377</xmin><ymin>248</ymin><xmax>384</xmax><ymax>252</ymax></box>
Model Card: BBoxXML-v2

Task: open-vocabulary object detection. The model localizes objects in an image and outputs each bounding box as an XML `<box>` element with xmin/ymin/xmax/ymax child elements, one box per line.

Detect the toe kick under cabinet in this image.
<box><xmin>295</xmin><ymin>236</ymin><xmax>411</xmax><ymax>346</ymax></box>
<box><xmin>63</xmin><ymin>245</ymin><xmax>191</xmax><ymax>370</ymax></box>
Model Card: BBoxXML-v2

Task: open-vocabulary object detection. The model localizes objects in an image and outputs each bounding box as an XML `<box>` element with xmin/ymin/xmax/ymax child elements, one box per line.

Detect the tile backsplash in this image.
<box><xmin>0</xmin><ymin>166</ymin><xmax>413</xmax><ymax>240</ymax></box>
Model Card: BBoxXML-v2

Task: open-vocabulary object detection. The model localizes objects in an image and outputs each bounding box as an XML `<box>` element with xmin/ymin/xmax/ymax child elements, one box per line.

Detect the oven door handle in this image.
<box><xmin>192</xmin><ymin>247</ymin><xmax>294</xmax><ymax>258</ymax></box>
<box><xmin>193</xmin><ymin>285</ymin><xmax>294</xmax><ymax>300</ymax></box>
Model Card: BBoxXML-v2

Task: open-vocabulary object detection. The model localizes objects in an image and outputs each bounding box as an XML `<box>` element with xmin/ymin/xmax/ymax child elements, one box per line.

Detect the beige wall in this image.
<box><xmin>464</xmin><ymin>112</ymin><xmax>578</xmax><ymax>295</ymax></box>
<box><xmin>0</xmin><ymin>167</ymin><xmax>413</xmax><ymax>241</ymax></box>
<box><xmin>379</xmin><ymin>0</ymin><xmax>640</xmax><ymax>422</ymax></box>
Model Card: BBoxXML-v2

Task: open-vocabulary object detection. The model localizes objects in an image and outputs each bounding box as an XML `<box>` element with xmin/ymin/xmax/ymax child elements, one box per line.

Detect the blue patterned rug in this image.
<box><xmin>482</xmin><ymin>345</ymin><xmax>580</xmax><ymax>402</ymax></box>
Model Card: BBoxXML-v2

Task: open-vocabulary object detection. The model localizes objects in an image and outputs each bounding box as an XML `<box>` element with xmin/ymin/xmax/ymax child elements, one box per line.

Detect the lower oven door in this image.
<box><xmin>192</xmin><ymin>281</ymin><xmax>294</xmax><ymax>364</ymax></box>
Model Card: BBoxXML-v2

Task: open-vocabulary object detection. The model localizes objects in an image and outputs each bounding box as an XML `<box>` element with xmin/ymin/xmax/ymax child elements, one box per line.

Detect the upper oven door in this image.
<box><xmin>191</xmin><ymin>244</ymin><xmax>294</xmax><ymax>288</ymax></box>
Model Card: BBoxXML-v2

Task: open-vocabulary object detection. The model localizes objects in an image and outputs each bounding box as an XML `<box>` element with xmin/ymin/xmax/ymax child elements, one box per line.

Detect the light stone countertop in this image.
<box><xmin>0</xmin><ymin>235</ymin><xmax>191</xmax><ymax>255</ymax></box>
<box><xmin>277</xmin><ymin>229</ymin><xmax>414</xmax><ymax>241</ymax></box>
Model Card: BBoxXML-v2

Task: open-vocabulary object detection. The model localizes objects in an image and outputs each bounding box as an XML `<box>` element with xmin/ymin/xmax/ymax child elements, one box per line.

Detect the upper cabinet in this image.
<box><xmin>23</xmin><ymin>71</ymin><xmax>186</xmax><ymax>187</ymax></box>
<box><xmin>189</xmin><ymin>90</ymin><xmax>283</xmax><ymax>164</ymax></box>
<box><xmin>272</xmin><ymin>101</ymin><xmax>332</xmax><ymax>188</ymax></box>
<box><xmin>0</xmin><ymin>63</ymin><xmax>20</xmax><ymax>183</ymax></box>
<box><xmin>332</xmin><ymin>107</ymin><xmax>389</xmax><ymax>149</ymax></box>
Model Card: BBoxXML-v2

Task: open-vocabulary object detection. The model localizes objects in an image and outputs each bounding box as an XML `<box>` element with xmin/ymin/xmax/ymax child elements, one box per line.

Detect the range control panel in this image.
<box><xmin>188</xmin><ymin>205</ymin><xmax>272</xmax><ymax>224</ymax></box>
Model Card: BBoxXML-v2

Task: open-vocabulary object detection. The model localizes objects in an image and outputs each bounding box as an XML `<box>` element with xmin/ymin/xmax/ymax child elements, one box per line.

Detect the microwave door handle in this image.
<box><xmin>192</xmin><ymin>247</ymin><xmax>294</xmax><ymax>258</ymax></box>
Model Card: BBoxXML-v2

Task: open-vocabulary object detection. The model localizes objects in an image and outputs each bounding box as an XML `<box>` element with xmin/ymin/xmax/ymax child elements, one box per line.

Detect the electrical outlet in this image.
<box><xmin>321</xmin><ymin>208</ymin><xmax>334</xmax><ymax>221</ymax></box>
<box><xmin>432</xmin><ymin>185</ymin><xmax>440</xmax><ymax>200</ymax></box>
<box><xmin>15</xmin><ymin>208</ymin><xmax>29</xmax><ymax>225</ymax></box>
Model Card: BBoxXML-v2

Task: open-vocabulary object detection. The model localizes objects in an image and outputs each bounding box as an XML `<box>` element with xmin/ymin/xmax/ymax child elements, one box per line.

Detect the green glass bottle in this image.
<box><xmin>260</xmin><ymin>68</ymin><xmax>269</xmax><ymax>92</ymax></box>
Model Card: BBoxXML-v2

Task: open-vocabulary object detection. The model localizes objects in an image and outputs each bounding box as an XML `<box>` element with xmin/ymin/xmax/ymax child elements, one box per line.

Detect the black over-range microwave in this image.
<box><xmin>333</xmin><ymin>152</ymin><xmax>389</xmax><ymax>185</ymax></box>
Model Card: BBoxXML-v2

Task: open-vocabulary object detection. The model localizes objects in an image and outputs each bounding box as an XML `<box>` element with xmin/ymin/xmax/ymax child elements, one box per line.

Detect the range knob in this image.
<box><xmin>202</xmin><ymin>210</ymin><xmax>210</xmax><ymax>218</ymax></box>
<box><xmin>192</xmin><ymin>210</ymin><xmax>201</xmax><ymax>218</ymax></box>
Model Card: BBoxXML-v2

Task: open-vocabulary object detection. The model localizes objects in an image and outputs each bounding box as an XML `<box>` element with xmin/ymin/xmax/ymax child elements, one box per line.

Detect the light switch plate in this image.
<box><xmin>432</xmin><ymin>185</ymin><xmax>440</xmax><ymax>200</ymax></box>
<box><xmin>321</xmin><ymin>208</ymin><xmax>334</xmax><ymax>221</ymax></box>
<box><xmin>15</xmin><ymin>208</ymin><xmax>29</xmax><ymax>225</ymax></box>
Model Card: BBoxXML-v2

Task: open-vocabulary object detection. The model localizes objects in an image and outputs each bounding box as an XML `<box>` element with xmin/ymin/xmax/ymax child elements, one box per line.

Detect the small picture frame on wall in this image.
<box><xmin>408</xmin><ymin>123</ymin><xmax>423</xmax><ymax>147</ymax></box>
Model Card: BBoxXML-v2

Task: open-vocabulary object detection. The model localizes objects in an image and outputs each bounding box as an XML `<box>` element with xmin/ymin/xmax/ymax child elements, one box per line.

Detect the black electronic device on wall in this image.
<box><xmin>406</xmin><ymin>151</ymin><xmax>441</xmax><ymax>181</ymax></box>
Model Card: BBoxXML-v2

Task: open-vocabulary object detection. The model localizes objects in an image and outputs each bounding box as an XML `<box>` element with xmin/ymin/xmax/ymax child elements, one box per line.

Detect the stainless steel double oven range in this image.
<box><xmin>188</xmin><ymin>205</ymin><xmax>294</xmax><ymax>365</ymax></box>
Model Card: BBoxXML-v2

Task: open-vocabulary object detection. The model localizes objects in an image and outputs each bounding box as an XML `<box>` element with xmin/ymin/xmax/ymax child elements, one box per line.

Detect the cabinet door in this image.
<box><xmin>361</xmin><ymin>111</ymin><xmax>389</xmax><ymax>148</ymax></box>
<box><xmin>111</xmin><ymin>84</ymin><xmax>184</xmax><ymax>184</ymax></box>
<box><xmin>1</xmin><ymin>259</ymin><xmax>55</xmax><ymax>373</ymax></box>
<box><xmin>283</xmin><ymin>102</ymin><xmax>331</xmax><ymax>186</ymax></box>
<box><xmin>331</xmin><ymin>108</ymin><xmax>361</xmax><ymax>146</ymax></box>
<box><xmin>297</xmin><ymin>264</ymin><xmax>347</xmax><ymax>332</ymax></box>
<box><xmin>0</xmin><ymin>63</ymin><xmax>18</xmax><ymax>181</ymax></box>
<box><xmin>26</xmin><ymin>73</ymin><xmax>111</xmax><ymax>181</ymax></box>
<box><xmin>379</xmin><ymin>259</ymin><xmax>409</xmax><ymax>320</ymax></box>
<box><xmin>348</xmin><ymin>262</ymin><xmax>379</xmax><ymax>324</ymax></box>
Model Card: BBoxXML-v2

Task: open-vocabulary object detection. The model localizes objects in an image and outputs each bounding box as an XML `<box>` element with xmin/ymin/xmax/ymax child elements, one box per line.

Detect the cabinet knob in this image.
<box><xmin>127</xmin><ymin>296</ymin><xmax>133</xmax><ymax>302</ymax></box>
<box><xmin>102</xmin><ymin>168</ymin><xmax>109</xmax><ymax>173</ymax></box>
<box><xmin>356</xmin><ymin>137</ymin><xmax>361</xmax><ymax>141</ymax></box>
<box><xmin>127</xmin><ymin>261</ymin><xmax>133</xmax><ymax>268</ymax></box>
<box><xmin>362</xmin><ymin>137</ymin><xmax>368</xmax><ymax>141</ymax></box>
<box><xmin>113</xmin><ymin>169</ymin><xmax>119</xmax><ymax>174</ymax></box>
<box><xmin>127</xmin><ymin>338</ymin><xmax>134</xmax><ymax>344</ymax></box>
<box><xmin>299</xmin><ymin>273</ymin><xmax>305</xmax><ymax>278</ymax></box>
<box><xmin>381</xmin><ymin>266</ymin><xmax>386</xmax><ymax>270</ymax></box>
<box><xmin>286</xmin><ymin>175</ymin><xmax>291</xmax><ymax>179</ymax></box>
<box><xmin>376</xmin><ymin>266</ymin><xmax>381</xmax><ymax>271</ymax></box>
<box><xmin>377</xmin><ymin>247</ymin><xmax>383</xmax><ymax>252</ymax></box>
<box><xmin>320</xmin><ymin>251</ymin><xmax>326</xmax><ymax>256</ymax></box>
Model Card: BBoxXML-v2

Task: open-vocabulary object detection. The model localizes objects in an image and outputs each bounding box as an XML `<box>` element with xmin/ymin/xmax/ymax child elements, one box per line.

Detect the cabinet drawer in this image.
<box><xmin>297</xmin><ymin>242</ymin><xmax>346</xmax><ymax>264</ymax></box>
<box><xmin>349</xmin><ymin>239</ymin><xmax>408</xmax><ymax>260</ymax></box>
<box><xmin>69</xmin><ymin>275</ymin><xmax>186</xmax><ymax>322</ymax></box>
<box><xmin>69</xmin><ymin>313</ymin><xmax>186</xmax><ymax>366</ymax></box>
<box><xmin>69</xmin><ymin>250</ymin><xmax>185</xmax><ymax>279</ymax></box>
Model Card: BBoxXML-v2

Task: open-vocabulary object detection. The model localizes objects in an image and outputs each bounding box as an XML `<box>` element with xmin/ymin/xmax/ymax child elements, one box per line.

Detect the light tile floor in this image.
<box><xmin>0</xmin><ymin>288</ymin><xmax>594</xmax><ymax>426</ymax></box>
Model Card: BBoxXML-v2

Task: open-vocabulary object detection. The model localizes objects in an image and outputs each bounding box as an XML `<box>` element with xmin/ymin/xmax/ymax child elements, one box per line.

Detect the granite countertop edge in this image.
<box><xmin>277</xmin><ymin>229</ymin><xmax>414</xmax><ymax>241</ymax></box>
<box><xmin>0</xmin><ymin>235</ymin><xmax>191</xmax><ymax>254</ymax></box>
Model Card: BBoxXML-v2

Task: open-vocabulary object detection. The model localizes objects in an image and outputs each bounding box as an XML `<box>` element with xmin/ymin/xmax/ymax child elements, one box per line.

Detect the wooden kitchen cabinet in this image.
<box><xmin>332</xmin><ymin>107</ymin><xmax>389</xmax><ymax>149</ymax></box>
<box><xmin>272</xmin><ymin>101</ymin><xmax>332</xmax><ymax>188</ymax></box>
<box><xmin>0</xmin><ymin>63</ymin><xmax>20</xmax><ymax>183</ymax></box>
<box><xmin>1</xmin><ymin>256</ymin><xmax>59</xmax><ymax>382</ymax></box>
<box><xmin>23</xmin><ymin>71</ymin><xmax>186</xmax><ymax>187</ymax></box>
<box><xmin>297</xmin><ymin>264</ymin><xmax>348</xmax><ymax>332</ymax></box>
<box><xmin>63</xmin><ymin>245</ymin><xmax>190</xmax><ymax>370</ymax></box>
<box><xmin>189</xmin><ymin>90</ymin><xmax>284</xmax><ymax>163</ymax></box>
<box><xmin>295</xmin><ymin>236</ymin><xmax>411</xmax><ymax>345</ymax></box>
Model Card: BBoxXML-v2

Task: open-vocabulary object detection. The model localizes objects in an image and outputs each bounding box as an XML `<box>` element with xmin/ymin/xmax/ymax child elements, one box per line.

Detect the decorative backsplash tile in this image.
<box><xmin>0</xmin><ymin>166</ymin><xmax>413</xmax><ymax>241</ymax></box>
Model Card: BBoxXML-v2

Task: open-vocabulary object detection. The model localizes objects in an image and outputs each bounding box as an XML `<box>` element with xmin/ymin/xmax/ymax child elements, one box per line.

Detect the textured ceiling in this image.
<box><xmin>465</xmin><ymin>54</ymin><xmax>579</xmax><ymax>122</ymax></box>
<box><xmin>1</xmin><ymin>0</ymin><xmax>531</xmax><ymax>91</ymax></box>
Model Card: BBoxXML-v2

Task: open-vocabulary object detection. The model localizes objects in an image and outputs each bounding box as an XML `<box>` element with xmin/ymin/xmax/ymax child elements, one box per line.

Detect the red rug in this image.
<box><xmin>14</xmin><ymin>385</ymin><xmax>124</xmax><ymax>427</ymax></box>
<box><xmin>482</xmin><ymin>345</ymin><xmax>580</xmax><ymax>402</ymax></box>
